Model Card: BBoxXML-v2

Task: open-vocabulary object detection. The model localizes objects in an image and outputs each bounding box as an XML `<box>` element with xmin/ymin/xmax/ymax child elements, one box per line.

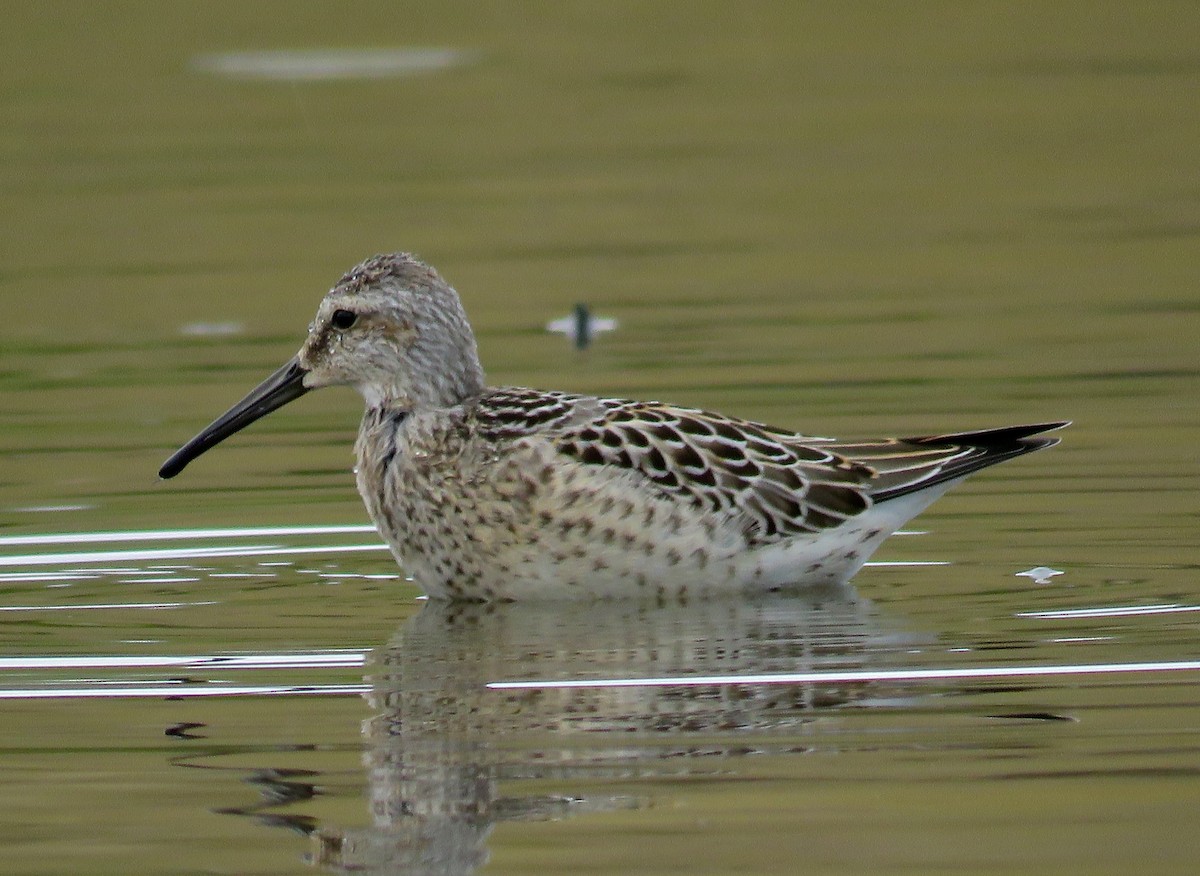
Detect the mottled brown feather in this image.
<box><xmin>474</xmin><ymin>388</ymin><xmax>1065</xmax><ymax>547</ymax></box>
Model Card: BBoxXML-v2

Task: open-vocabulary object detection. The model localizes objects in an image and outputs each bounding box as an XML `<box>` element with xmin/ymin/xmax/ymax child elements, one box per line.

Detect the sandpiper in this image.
<box><xmin>160</xmin><ymin>253</ymin><xmax>1066</xmax><ymax>600</ymax></box>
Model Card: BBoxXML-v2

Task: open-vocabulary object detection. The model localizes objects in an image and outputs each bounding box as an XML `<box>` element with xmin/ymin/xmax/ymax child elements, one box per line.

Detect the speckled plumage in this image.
<box><xmin>160</xmin><ymin>252</ymin><xmax>1066</xmax><ymax>600</ymax></box>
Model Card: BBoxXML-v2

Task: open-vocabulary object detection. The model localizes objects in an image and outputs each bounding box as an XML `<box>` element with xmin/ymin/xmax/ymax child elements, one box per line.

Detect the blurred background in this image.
<box><xmin>2</xmin><ymin>1</ymin><xmax>1195</xmax><ymax>541</ymax></box>
<box><xmin>1</xmin><ymin>3</ymin><xmax>1198</xmax><ymax>874</ymax></box>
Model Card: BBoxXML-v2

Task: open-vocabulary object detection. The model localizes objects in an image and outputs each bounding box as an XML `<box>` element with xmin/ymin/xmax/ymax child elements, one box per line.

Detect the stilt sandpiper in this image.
<box><xmin>160</xmin><ymin>253</ymin><xmax>1066</xmax><ymax>600</ymax></box>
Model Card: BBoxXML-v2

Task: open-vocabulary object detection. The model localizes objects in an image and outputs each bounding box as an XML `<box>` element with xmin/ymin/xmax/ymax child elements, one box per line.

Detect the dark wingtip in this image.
<box><xmin>911</xmin><ymin>420</ymin><xmax>1070</xmax><ymax>447</ymax></box>
<box><xmin>870</xmin><ymin>420</ymin><xmax>1069</xmax><ymax>504</ymax></box>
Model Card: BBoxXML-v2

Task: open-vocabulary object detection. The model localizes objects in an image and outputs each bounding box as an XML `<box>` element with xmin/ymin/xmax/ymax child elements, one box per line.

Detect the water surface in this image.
<box><xmin>2</xmin><ymin>3</ymin><xmax>1198</xmax><ymax>874</ymax></box>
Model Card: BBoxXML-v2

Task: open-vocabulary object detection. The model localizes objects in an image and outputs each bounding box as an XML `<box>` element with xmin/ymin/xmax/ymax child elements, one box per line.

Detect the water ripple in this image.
<box><xmin>489</xmin><ymin>659</ymin><xmax>1200</xmax><ymax>690</ymax></box>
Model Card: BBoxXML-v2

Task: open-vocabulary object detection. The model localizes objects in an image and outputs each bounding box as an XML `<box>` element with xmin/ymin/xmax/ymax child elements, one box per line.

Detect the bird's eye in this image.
<box><xmin>331</xmin><ymin>309</ymin><xmax>357</xmax><ymax>330</ymax></box>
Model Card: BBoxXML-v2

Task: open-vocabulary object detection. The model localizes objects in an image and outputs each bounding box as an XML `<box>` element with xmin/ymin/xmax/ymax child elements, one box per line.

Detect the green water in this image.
<box><xmin>2</xmin><ymin>3</ymin><xmax>1199</xmax><ymax>873</ymax></box>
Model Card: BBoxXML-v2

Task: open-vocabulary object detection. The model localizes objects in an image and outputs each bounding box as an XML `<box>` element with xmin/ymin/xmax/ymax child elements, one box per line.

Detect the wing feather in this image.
<box><xmin>512</xmin><ymin>394</ymin><xmax>875</xmax><ymax>543</ymax></box>
<box><xmin>474</xmin><ymin>388</ymin><xmax>1064</xmax><ymax>545</ymax></box>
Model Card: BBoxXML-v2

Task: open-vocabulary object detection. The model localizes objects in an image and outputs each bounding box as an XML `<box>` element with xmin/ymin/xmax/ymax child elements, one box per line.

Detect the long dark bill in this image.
<box><xmin>158</xmin><ymin>356</ymin><xmax>310</xmax><ymax>479</ymax></box>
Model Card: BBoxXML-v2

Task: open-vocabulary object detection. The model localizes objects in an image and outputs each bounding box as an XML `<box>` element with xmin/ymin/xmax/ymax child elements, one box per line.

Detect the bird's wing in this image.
<box><xmin>833</xmin><ymin>422</ymin><xmax>1067</xmax><ymax>502</ymax></box>
<box><xmin>476</xmin><ymin>388</ymin><xmax>872</xmax><ymax>543</ymax></box>
<box><xmin>475</xmin><ymin>389</ymin><xmax>1066</xmax><ymax>545</ymax></box>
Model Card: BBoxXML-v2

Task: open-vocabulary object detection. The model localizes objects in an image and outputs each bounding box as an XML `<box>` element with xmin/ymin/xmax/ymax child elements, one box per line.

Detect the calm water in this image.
<box><xmin>2</xmin><ymin>3</ymin><xmax>1199</xmax><ymax>873</ymax></box>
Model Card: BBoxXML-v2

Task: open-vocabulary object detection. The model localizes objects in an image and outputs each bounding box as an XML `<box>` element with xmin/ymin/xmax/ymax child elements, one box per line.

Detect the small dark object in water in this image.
<box><xmin>546</xmin><ymin>303</ymin><xmax>618</xmax><ymax>349</ymax></box>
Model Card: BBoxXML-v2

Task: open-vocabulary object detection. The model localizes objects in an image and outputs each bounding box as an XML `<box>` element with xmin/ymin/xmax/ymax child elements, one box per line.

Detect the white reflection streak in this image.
<box><xmin>0</xmin><ymin>652</ymin><xmax>368</xmax><ymax>670</ymax></box>
<box><xmin>0</xmin><ymin>525</ymin><xmax>377</xmax><ymax>547</ymax></box>
<box><xmin>0</xmin><ymin>527</ymin><xmax>941</xmax><ymax>572</ymax></box>
<box><xmin>0</xmin><ymin>684</ymin><xmax>371</xmax><ymax>700</ymax></box>
<box><xmin>0</xmin><ymin>601</ymin><xmax>217</xmax><ymax>612</ymax></box>
<box><xmin>488</xmin><ymin>659</ymin><xmax>1200</xmax><ymax>690</ymax></box>
<box><xmin>1018</xmin><ymin>604</ymin><xmax>1200</xmax><ymax>619</ymax></box>
<box><xmin>0</xmin><ymin>544</ymin><xmax>939</xmax><ymax>570</ymax></box>
<box><xmin>116</xmin><ymin>577</ymin><xmax>201</xmax><ymax>584</ymax></box>
<box><xmin>0</xmin><ymin>543</ymin><xmax>388</xmax><ymax>567</ymax></box>
<box><xmin>0</xmin><ymin>572</ymin><xmax>102</xmax><ymax>582</ymax></box>
<box><xmin>863</xmin><ymin>561</ymin><xmax>948</xmax><ymax>567</ymax></box>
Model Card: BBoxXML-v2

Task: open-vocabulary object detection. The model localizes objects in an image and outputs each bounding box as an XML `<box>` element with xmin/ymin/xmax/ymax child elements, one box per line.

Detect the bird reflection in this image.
<box><xmin>311</xmin><ymin>588</ymin><xmax>924</xmax><ymax>874</ymax></box>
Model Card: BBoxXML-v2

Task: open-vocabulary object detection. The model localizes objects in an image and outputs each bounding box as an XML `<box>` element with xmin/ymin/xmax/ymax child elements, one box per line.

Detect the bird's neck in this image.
<box><xmin>359</xmin><ymin>365</ymin><xmax>486</xmax><ymax>414</ymax></box>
